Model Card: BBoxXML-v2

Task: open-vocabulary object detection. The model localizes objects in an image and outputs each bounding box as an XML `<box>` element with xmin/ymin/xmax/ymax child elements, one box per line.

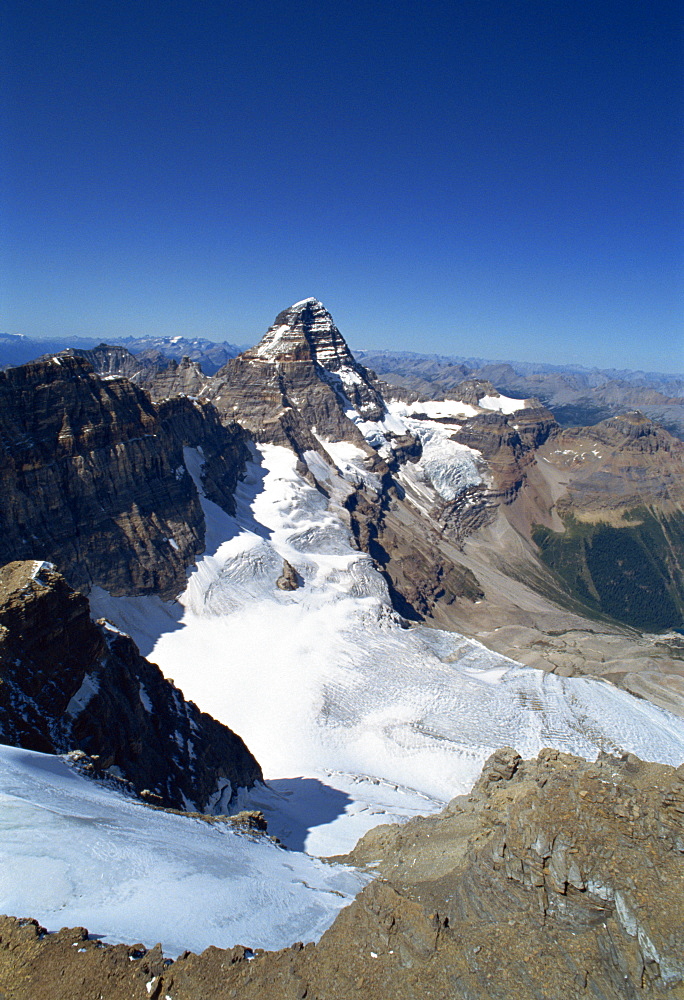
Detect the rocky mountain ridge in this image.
<box><xmin>0</xmin><ymin>560</ymin><xmax>262</xmax><ymax>811</ymax></box>
<box><xmin>2</xmin><ymin>748</ymin><xmax>682</xmax><ymax>999</ymax></box>
<box><xmin>0</xmin><ymin>354</ymin><xmax>248</xmax><ymax>598</ymax></box>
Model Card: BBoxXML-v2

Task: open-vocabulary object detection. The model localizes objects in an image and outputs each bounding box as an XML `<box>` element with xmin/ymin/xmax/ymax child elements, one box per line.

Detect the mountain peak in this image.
<box><xmin>250</xmin><ymin>298</ymin><xmax>356</xmax><ymax>372</ymax></box>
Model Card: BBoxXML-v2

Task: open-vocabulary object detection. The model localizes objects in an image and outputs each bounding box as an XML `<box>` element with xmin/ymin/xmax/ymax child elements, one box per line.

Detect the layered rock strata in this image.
<box><xmin>206</xmin><ymin>298</ymin><xmax>386</xmax><ymax>452</ymax></box>
<box><xmin>0</xmin><ymin>560</ymin><xmax>261</xmax><ymax>810</ymax></box>
<box><xmin>2</xmin><ymin>748</ymin><xmax>682</xmax><ymax>999</ymax></box>
<box><xmin>0</xmin><ymin>355</ymin><xmax>247</xmax><ymax>597</ymax></box>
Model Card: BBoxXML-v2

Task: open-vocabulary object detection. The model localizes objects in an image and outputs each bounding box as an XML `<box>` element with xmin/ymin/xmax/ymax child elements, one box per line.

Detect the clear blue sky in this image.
<box><xmin>1</xmin><ymin>0</ymin><xmax>682</xmax><ymax>371</ymax></box>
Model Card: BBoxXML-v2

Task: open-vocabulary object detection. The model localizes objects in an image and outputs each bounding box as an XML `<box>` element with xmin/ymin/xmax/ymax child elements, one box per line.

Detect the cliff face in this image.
<box><xmin>140</xmin><ymin>356</ymin><xmax>215</xmax><ymax>399</ymax></box>
<box><xmin>206</xmin><ymin>298</ymin><xmax>386</xmax><ymax>453</ymax></box>
<box><xmin>0</xmin><ymin>561</ymin><xmax>262</xmax><ymax>810</ymax></box>
<box><xmin>453</xmin><ymin>402</ymin><xmax>558</xmax><ymax>503</ymax></box>
<box><xmin>0</xmin><ymin>355</ymin><xmax>247</xmax><ymax>598</ymax></box>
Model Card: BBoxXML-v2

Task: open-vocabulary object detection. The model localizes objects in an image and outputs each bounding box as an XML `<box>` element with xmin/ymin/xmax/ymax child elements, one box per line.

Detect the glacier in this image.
<box><xmin>4</xmin><ymin>434</ymin><xmax>684</xmax><ymax>956</ymax></box>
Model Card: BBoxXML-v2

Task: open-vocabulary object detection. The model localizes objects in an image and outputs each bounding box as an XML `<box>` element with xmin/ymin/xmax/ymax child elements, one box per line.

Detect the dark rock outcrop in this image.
<box><xmin>0</xmin><ymin>355</ymin><xmax>247</xmax><ymax>597</ymax></box>
<box><xmin>2</xmin><ymin>749</ymin><xmax>682</xmax><ymax>999</ymax></box>
<box><xmin>276</xmin><ymin>559</ymin><xmax>301</xmax><ymax>591</ymax></box>
<box><xmin>0</xmin><ymin>560</ymin><xmax>262</xmax><ymax>810</ymax></box>
<box><xmin>47</xmin><ymin>344</ymin><xmax>162</xmax><ymax>382</ymax></box>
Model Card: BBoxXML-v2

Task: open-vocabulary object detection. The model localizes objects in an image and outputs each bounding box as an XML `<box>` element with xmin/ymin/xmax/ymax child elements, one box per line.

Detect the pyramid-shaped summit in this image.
<box><xmin>250</xmin><ymin>297</ymin><xmax>358</xmax><ymax>372</ymax></box>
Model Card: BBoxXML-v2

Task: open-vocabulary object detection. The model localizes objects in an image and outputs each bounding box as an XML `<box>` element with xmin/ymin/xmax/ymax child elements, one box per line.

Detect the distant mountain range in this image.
<box><xmin>0</xmin><ymin>332</ymin><xmax>245</xmax><ymax>374</ymax></box>
<box><xmin>4</xmin><ymin>330</ymin><xmax>682</xmax><ymax>437</ymax></box>
<box><xmin>355</xmin><ymin>349</ymin><xmax>684</xmax><ymax>441</ymax></box>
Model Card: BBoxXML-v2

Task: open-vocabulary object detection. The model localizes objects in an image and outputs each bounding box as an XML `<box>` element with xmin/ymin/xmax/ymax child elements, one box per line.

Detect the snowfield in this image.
<box><xmin>0</xmin><ymin>744</ymin><xmax>366</xmax><ymax>957</ymax></box>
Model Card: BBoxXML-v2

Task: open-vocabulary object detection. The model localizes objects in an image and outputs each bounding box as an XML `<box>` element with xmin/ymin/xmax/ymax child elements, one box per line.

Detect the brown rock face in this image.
<box><xmin>453</xmin><ymin>404</ymin><xmax>558</xmax><ymax>503</ymax></box>
<box><xmin>344</xmin><ymin>484</ymin><xmax>484</xmax><ymax>620</ymax></box>
<box><xmin>2</xmin><ymin>749</ymin><xmax>682</xmax><ymax>999</ymax></box>
<box><xmin>0</xmin><ymin>560</ymin><xmax>262</xmax><ymax>810</ymax></box>
<box><xmin>276</xmin><ymin>559</ymin><xmax>301</xmax><ymax>591</ymax></box>
<box><xmin>539</xmin><ymin>410</ymin><xmax>684</xmax><ymax>515</ymax></box>
<box><xmin>140</xmin><ymin>355</ymin><xmax>216</xmax><ymax>399</ymax></box>
<box><xmin>0</xmin><ymin>355</ymin><xmax>247</xmax><ymax>598</ymax></box>
<box><xmin>205</xmin><ymin>298</ymin><xmax>386</xmax><ymax>452</ymax></box>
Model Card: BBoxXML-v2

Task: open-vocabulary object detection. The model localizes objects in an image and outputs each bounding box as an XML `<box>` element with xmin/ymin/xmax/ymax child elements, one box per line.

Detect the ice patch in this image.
<box><xmin>313</xmin><ymin>435</ymin><xmax>381</xmax><ymax>491</ymax></box>
<box><xmin>402</xmin><ymin>399</ymin><xmax>479</xmax><ymax>421</ymax></box>
<box><xmin>139</xmin><ymin>683</ymin><xmax>153</xmax><ymax>713</ymax></box>
<box><xmin>479</xmin><ymin>393</ymin><xmax>528</xmax><ymax>414</ymax></box>
<box><xmin>30</xmin><ymin>560</ymin><xmax>55</xmax><ymax>583</ymax></box>
<box><xmin>66</xmin><ymin>674</ymin><xmax>100</xmax><ymax>717</ymax></box>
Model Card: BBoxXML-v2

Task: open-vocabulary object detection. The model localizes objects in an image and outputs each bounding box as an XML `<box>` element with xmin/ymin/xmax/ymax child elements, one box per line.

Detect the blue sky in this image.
<box><xmin>1</xmin><ymin>0</ymin><xmax>682</xmax><ymax>371</ymax></box>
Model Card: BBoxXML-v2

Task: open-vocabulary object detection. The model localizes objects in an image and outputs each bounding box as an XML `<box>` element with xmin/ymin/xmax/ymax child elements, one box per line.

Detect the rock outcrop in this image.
<box><xmin>0</xmin><ymin>560</ymin><xmax>262</xmax><ymax>811</ymax></box>
<box><xmin>0</xmin><ymin>355</ymin><xmax>247</xmax><ymax>597</ymax></box>
<box><xmin>48</xmin><ymin>343</ymin><xmax>162</xmax><ymax>382</ymax></box>
<box><xmin>453</xmin><ymin>401</ymin><xmax>557</xmax><ymax>503</ymax></box>
<box><xmin>2</xmin><ymin>748</ymin><xmax>682</xmax><ymax>999</ymax></box>
<box><xmin>141</xmin><ymin>355</ymin><xmax>216</xmax><ymax>399</ymax></box>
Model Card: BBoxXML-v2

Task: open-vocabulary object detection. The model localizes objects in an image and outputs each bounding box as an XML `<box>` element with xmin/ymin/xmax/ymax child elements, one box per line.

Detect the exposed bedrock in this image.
<box><xmin>0</xmin><ymin>355</ymin><xmax>248</xmax><ymax>597</ymax></box>
<box><xmin>203</xmin><ymin>299</ymin><xmax>387</xmax><ymax>454</ymax></box>
<box><xmin>0</xmin><ymin>560</ymin><xmax>262</xmax><ymax>810</ymax></box>
<box><xmin>344</xmin><ymin>483</ymin><xmax>484</xmax><ymax>621</ymax></box>
<box><xmin>2</xmin><ymin>749</ymin><xmax>682</xmax><ymax>999</ymax></box>
<box><xmin>453</xmin><ymin>405</ymin><xmax>558</xmax><ymax>503</ymax></box>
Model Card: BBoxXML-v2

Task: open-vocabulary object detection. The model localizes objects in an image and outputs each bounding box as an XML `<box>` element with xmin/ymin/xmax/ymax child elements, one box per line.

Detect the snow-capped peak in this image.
<box><xmin>290</xmin><ymin>296</ymin><xmax>320</xmax><ymax>309</ymax></box>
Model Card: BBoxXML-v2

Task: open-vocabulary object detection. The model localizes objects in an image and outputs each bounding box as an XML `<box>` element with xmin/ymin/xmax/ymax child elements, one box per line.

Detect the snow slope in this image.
<box><xmin>5</xmin><ymin>431</ymin><xmax>684</xmax><ymax>956</ymax></box>
<box><xmin>0</xmin><ymin>744</ymin><xmax>366</xmax><ymax>957</ymax></box>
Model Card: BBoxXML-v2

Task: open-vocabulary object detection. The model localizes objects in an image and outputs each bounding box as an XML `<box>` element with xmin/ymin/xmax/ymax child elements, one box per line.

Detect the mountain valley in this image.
<box><xmin>0</xmin><ymin>299</ymin><xmax>683</xmax><ymax>997</ymax></box>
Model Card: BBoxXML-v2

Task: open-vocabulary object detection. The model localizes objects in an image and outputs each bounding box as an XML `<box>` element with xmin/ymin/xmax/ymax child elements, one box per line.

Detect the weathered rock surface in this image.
<box><xmin>538</xmin><ymin>411</ymin><xmax>684</xmax><ymax>515</ymax></box>
<box><xmin>0</xmin><ymin>355</ymin><xmax>247</xmax><ymax>597</ymax></box>
<box><xmin>47</xmin><ymin>343</ymin><xmax>163</xmax><ymax>382</ymax></box>
<box><xmin>276</xmin><ymin>559</ymin><xmax>301</xmax><ymax>591</ymax></box>
<box><xmin>2</xmin><ymin>749</ymin><xmax>682</xmax><ymax>999</ymax></box>
<box><xmin>141</xmin><ymin>355</ymin><xmax>216</xmax><ymax>400</ymax></box>
<box><xmin>205</xmin><ymin>298</ymin><xmax>386</xmax><ymax>452</ymax></box>
<box><xmin>452</xmin><ymin>401</ymin><xmax>557</xmax><ymax>503</ymax></box>
<box><xmin>55</xmin><ymin>344</ymin><xmax>217</xmax><ymax>400</ymax></box>
<box><xmin>0</xmin><ymin>560</ymin><xmax>262</xmax><ymax>810</ymax></box>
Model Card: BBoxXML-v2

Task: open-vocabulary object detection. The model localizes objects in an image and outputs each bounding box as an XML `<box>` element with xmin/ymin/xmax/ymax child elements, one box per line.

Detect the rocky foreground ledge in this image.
<box><xmin>2</xmin><ymin>749</ymin><xmax>683</xmax><ymax>1000</ymax></box>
